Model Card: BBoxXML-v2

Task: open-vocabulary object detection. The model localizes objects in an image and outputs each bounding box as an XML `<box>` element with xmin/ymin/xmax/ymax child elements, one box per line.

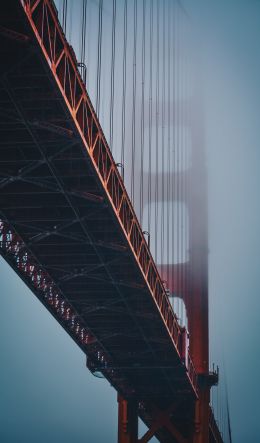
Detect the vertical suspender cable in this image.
<box><xmin>155</xmin><ymin>0</ymin><xmax>160</xmax><ymax>263</ymax></box>
<box><xmin>180</xmin><ymin>10</ymin><xmax>184</xmax><ymax>324</ymax></box>
<box><xmin>184</xmin><ymin>35</ymin><xmax>188</xmax><ymax>313</ymax></box>
<box><xmin>148</xmin><ymin>0</ymin><xmax>154</xmax><ymax>237</ymax></box>
<box><xmin>226</xmin><ymin>391</ymin><xmax>232</xmax><ymax>443</ymax></box>
<box><xmin>62</xmin><ymin>0</ymin><xmax>67</xmax><ymax>34</ymax></box>
<box><xmin>183</xmin><ymin>38</ymin><xmax>186</xmax><ymax>312</ymax></box>
<box><xmin>176</xmin><ymin>3</ymin><xmax>180</xmax><ymax>320</ymax></box>
<box><xmin>67</xmin><ymin>0</ymin><xmax>72</xmax><ymax>43</ymax></box>
<box><xmin>131</xmin><ymin>0</ymin><xmax>137</xmax><ymax>204</ymax></box>
<box><xmin>225</xmin><ymin>381</ymin><xmax>233</xmax><ymax>443</ymax></box>
<box><xmin>161</xmin><ymin>0</ymin><xmax>166</xmax><ymax>266</ymax></box>
<box><xmin>167</xmin><ymin>0</ymin><xmax>171</xmax><ymax>286</ymax></box>
<box><xmin>220</xmin><ymin>378</ymin><xmax>223</xmax><ymax>437</ymax></box>
<box><xmin>96</xmin><ymin>0</ymin><xmax>103</xmax><ymax>117</ymax></box>
<box><xmin>110</xmin><ymin>0</ymin><xmax>117</xmax><ymax>151</ymax></box>
<box><xmin>171</xmin><ymin>0</ymin><xmax>175</xmax><ymax>307</ymax></box>
<box><xmin>140</xmin><ymin>0</ymin><xmax>146</xmax><ymax>225</ymax></box>
<box><xmin>217</xmin><ymin>378</ymin><xmax>219</xmax><ymax>432</ymax></box>
<box><xmin>81</xmin><ymin>0</ymin><xmax>87</xmax><ymax>63</ymax></box>
<box><xmin>80</xmin><ymin>0</ymin><xmax>88</xmax><ymax>83</ymax></box>
<box><xmin>121</xmin><ymin>0</ymin><xmax>128</xmax><ymax>169</ymax></box>
<box><xmin>183</xmin><ymin>18</ymin><xmax>187</xmax><ymax>324</ymax></box>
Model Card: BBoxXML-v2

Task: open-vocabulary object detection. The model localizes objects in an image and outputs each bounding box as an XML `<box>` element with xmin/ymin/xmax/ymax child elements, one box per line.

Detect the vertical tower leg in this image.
<box><xmin>194</xmin><ymin>387</ymin><xmax>210</xmax><ymax>443</ymax></box>
<box><xmin>188</xmin><ymin>77</ymin><xmax>210</xmax><ymax>443</ymax></box>
<box><xmin>118</xmin><ymin>395</ymin><xmax>138</xmax><ymax>443</ymax></box>
<box><xmin>187</xmin><ymin>278</ymin><xmax>210</xmax><ymax>443</ymax></box>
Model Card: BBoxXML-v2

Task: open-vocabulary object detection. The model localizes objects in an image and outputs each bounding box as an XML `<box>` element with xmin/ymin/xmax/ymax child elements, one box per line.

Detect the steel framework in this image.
<box><xmin>0</xmin><ymin>1</ymin><xmax>223</xmax><ymax>442</ymax></box>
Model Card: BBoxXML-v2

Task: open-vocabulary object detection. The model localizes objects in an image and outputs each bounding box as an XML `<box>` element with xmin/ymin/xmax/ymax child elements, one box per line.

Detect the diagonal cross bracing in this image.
<box><xmin>0</xmin><ymin>2</ymin><xmax>221</xmax><ymax>441</ymax></box>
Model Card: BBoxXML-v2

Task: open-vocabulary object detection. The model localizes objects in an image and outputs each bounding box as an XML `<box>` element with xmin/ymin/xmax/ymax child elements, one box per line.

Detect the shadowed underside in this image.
<box><xmin>0</xmin><ymin>1</ymin><xmax>222</xmax><ymax>442</ymax></box>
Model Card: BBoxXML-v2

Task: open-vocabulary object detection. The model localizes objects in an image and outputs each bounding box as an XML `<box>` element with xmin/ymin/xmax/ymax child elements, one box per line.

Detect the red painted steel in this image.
<box><xmin>118</xmin><ymin>395</ymin><xmax>138</xmax><ymax>443</ymax></box>
<box><xmin>19</xmin><ymin>0</ymin><xmax>198</xmax><ymax>393</ymax></box>
<box><xmin>0</xmin><ymin>1</ymin><xmax>225</xmax><ymax>441</ymax></box>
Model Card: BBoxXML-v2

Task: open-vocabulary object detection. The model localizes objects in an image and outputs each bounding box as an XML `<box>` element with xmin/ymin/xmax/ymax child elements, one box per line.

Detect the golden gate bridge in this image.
<box><xmin>0</xmin><ymin>1</ymin><xmax>232</xmax><ymax>441</ymax></box>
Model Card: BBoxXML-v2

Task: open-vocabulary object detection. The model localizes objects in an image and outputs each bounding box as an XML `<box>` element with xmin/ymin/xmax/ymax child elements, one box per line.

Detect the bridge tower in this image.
<box><xmin>0</xmin><ymin>1</ymin><xmax>223</xmax><ymax>442</ymax></box>
<box><xmin>117</xmin><ymin>63</ymin><xmax>215</xmax><ymax>443</ymax></box>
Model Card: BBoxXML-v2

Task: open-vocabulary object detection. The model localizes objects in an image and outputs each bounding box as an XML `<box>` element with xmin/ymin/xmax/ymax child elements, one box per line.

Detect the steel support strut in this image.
<box><xmin>19</xmin><ymin>0</ymin><xmax>198</xmax><ymax>395</ymax></box>
<box><xmin>188</xmin><ymin>86</ymin><xmax>210</xmax><ymax>443</ymax></box>
<box><xmin>118</xmin><ymin>396</ymin><xmax>189</xmax><ymax>443</ymax></box>
<box><xmin>118</xmin><ymin>395</ymin><xmax>138</xmax><ymax>443</ymax></box>
<box><xmin>0</xmin><ymin>2</ymin><xmax>224</xmax><ymax>442</ymax></box>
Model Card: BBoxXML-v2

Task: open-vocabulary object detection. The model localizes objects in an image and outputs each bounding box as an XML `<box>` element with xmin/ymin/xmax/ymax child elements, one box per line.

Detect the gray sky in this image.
<box><xmin>1</xmin><ymin>1</ymin><xmax>260</xmax><ymax>442</ymax></box>
<box><xmin>183</xmin><ymin>0</ymin><xmax>260</xmax><ymax>441</ymax></box>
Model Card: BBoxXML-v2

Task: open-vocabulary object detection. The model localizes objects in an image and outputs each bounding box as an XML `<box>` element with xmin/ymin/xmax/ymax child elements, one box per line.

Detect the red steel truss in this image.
<box><xmin>0</xmin><ymin>1</ymin><xmax>224</xmax><ymax>442</ymax></box>
<box><xmin>21</xmin><ymin>0</ymin><xmax>197</xmax><ymax>390</ymax></box>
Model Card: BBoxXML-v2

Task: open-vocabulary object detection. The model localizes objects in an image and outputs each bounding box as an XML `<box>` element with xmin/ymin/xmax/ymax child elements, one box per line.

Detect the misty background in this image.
<box><xmin>1</xmin><ymin>0</ymin><xmax>260</xmax><ymax>442</ymax></box>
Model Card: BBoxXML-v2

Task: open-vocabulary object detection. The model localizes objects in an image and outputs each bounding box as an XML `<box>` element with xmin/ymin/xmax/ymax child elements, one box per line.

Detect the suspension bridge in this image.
<box><xmin>0</xmin><ymin>1</ymin><xmax>231</xmax><ymax>442</ymax></box>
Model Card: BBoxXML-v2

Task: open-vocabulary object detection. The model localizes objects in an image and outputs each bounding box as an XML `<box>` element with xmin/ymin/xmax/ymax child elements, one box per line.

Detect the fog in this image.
<box><xmin>1</xmin><ymin>0</ymin><xmax>260</xmax><ymax>442</ymax></box>
<box><xmin>184</xmin><ymin>0</ymin><xmax>260</xmax><ymax>441</ymax></box>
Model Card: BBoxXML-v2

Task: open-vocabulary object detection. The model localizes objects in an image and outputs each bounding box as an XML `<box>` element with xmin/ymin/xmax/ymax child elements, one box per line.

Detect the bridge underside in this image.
<box><xmin>0</xmin><ymin>2</ymin><xmax>223</xmax><ymax>442</ymax></box>
<box><xmin>0</xmin><ymin>2</ymin><xmax>198</xmax><ymax>442</ymax></box>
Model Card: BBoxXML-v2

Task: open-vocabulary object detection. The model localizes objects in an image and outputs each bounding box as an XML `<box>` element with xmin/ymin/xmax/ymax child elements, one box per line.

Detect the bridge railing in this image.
<box><xmin>0</xmin><ymin>219</ymin><xmax>136</xmax><ymax>397</ymax></box>
<box><xmin>0</xmin><ymin>221</ymin><xmax>98</xmax><ymax>351</ymax></box>
<box><xmin>19</xmin><ymin>0</ymin><xmax>198</xmax><ymax>395</ymax></box>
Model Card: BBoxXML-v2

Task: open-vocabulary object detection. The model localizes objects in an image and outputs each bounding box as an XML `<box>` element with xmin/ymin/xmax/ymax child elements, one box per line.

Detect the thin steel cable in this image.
<box><xmin>180</xmin><ymin>10</ymin><xmax>184</xmax><ymax>324</ymax></box>
<box><xmin>109</xmin><ymin>0</ymin><xmax>117</xmax><ymax>151</ymax></box>
<box><xmin>167</xmin><ymin>0</ymin><xmax>171</xmax><ymax>286</ymax></box>
<box><xmin>148</xmin><ymin>0</ymin><xmax>153</xmax><ymax>237</ymax></box>
<box><xmin>96</xmin><ymin>0</ymin><xmax>103</xmax><ymax>117</ymax></box>
<box><xmin>68</xmin><ymin>0</ymin><xmax>72</xmax><ymax>43</ymax></box>
<box><xmin>161</xmin><ymin>0</ymin><xmax>166</xmax><ymax>266</ymax></box>
<box><xmin>131</xmin><ymin>0</ymin><xmax>137</xmax><ymax>204</ymax></box>
<box><xmin>155</xmin><ymin>0</ymin><xmax>160</xmax><ymax>262</ymax></box>
<box><xmin>80</xmin><ymin>0</ymin><xmax>87</xmax><ymax>62</ymax></box>
<box><xmin>184</xmin><ymin>39</ymin><xmax>189</xmax><ymax>312</ymax></box>
<box><xmin>224</xmin><ymin>375</ymin><xmax>232</xmax><ymax>443</ymax></box>
<box><xmin>176</xmin><ymin>3</ymin><xmax>180</xmax><ymax>319</ymax></box>
<box><xmin>80</xmin><ymin>0</ymin><xmax>88</xmax><ymax>83</ymax></box>
<box><xmin>140</xmin><ymin>0</ymin><xmax>146</xmax><ymax>225</ymax></box>
<box><xmin>62</xmin><ymin>0</ymin><xmax>67</xmax><ymax>34</ymax></box>
<box><xmin>121</xmin><ymin>0</ymin><xmax>128</xmax><ymax>169</ymax></box>
<box><xmin>171</xmin><ymin>0</ymin><xmax>176</xmax><ymax>308</ymax></box>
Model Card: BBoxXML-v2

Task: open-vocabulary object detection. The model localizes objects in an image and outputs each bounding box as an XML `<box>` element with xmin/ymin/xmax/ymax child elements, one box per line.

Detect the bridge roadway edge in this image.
<box><xmin>0</xmin><ymin>1</ymin><xmax>223</xmax><ymax>442</ymax></box>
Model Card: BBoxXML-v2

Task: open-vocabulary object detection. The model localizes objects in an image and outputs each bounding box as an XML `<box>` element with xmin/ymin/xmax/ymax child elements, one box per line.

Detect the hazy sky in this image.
<box><xmin>1</xmin><ymin>1</ymin><xmax>260</xmax><ymax>442</ymax></box>
<box><xmin>184</xmin><ymin>0</ymin><xmax>260</xmax><ymax>441</ymax></box>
